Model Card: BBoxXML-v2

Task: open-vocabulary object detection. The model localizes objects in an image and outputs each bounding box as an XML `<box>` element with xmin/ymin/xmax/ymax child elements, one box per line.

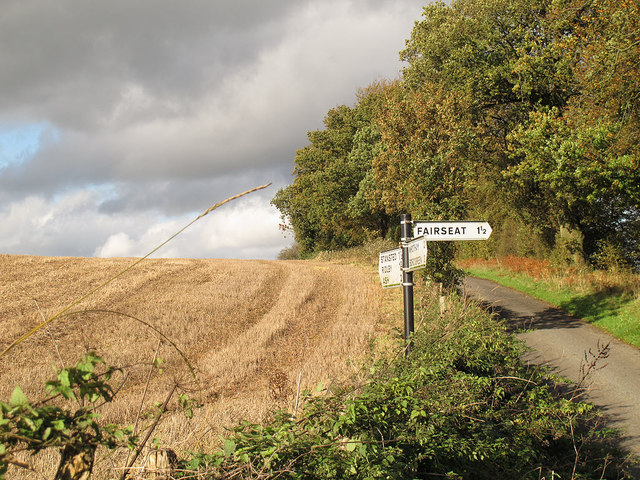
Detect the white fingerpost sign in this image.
<box><xmin>413</xmin><ymin>221</ymin><xmax>492</xmax><ymax>241</ymax></box>
<box><xmin>405</xmin><ymin>236</ymin><xmax>427</xmax><ymax>272</ymax></box>
<box><xmin>378</xmin><ymin>248</ymin><xmax>403</xmax><ymax>288</ymax></box>
<box><xmin>378</xmin><ymin>215</ymin><xmax>491</xmax><ymax>356</ymax></box>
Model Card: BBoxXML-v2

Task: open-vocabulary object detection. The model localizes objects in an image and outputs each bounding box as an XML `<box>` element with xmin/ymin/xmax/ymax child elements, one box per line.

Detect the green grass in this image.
<box><xmin>464</xmin><ymin>265</ymin><xmax>640</xmax><ymax>349</ymax></box>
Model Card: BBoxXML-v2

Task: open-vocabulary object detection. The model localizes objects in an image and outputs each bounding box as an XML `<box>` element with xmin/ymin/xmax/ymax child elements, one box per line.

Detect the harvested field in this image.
<box><xmin>0</xmin><ymin>254</ymin><xmax>399</xmax><ymax>478</ymax></box>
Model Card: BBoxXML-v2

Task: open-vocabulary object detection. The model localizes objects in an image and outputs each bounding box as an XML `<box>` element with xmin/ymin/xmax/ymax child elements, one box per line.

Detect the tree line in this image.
<box><xmin>273</xmin><ymin>0</ymin><xmax>640</xmax><ymax>273</ymax></box>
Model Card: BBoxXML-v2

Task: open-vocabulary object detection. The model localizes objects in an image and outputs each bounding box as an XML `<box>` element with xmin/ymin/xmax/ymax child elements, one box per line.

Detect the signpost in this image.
<box><xmin>378</xmin><ymin>247</ymin><xmax>402</xmax><ymax>288</ymax></box>
<box><xmin>405</xmin><ymin>236</ymin><xmax>427</xmax><ymax>272</ymax></box>
<box><xmin>413</xmin><ymin>221</ymin><xmax>492</xmax><ymax>241</ymax></box>
<box><xmin>400</xmin><ymin>214</ymin><xmax>415</xmax><ymax>353</ymax></box>
<box><xmin>379</xmin><ymin>216</ymin><xmax>492</xmax><ymax>355</ymax></box>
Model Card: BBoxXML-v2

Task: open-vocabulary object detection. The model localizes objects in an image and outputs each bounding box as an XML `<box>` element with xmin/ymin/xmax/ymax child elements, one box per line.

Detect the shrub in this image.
<box><xmin>0</xmin><ymin>352</ymin><xmax>137</xmax><ymax>479</ymax></box>
<box><xmin>175</xmin><ymin>295</ymin><xmax>631</xmax><ymax>479</ymax></box>
<box><xmin>277</xmin><ymin>243</ymin><xmax>300</xmax><ymax>260</ymax></box>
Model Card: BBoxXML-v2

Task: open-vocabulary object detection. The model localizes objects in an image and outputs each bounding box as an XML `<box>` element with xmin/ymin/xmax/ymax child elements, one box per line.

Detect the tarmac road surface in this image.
<box><xmin>463</xmin><ymin>276</ymin><xmax>640</xmax><ymax>461</ymax></box>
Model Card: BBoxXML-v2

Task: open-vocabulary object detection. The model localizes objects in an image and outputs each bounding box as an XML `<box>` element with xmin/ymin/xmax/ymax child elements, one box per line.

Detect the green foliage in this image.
<box><xmin>402</xmin><ymin>0</ymin><xmax>574</xmax><ymax>146</ymax></box>
<box><xmin>0</xmin><ymin>352</ymin><xmax>136</xmax><ymax>478</ymax></box>
<box><xmin>505</xmin><ymin>106</ymin><xmax>640</xmax><ymax>262</ymax></box>
<box><xmin>273</xmin><ymin>0</ymin><xmax>640</xmax><ymax>272</ymax></box>
<box><xmin>420</xmin><ymin>242</ymin><xmax>464</xmax><ymax>290</ymax></box>
<box><xmin>177</xmin><ymin>299</ymin><xmax>631</xmax><ymax>479</ymax></box>
<box><xmin>272</xmin><ymin>83</ymin><xmax>393</xmax><ymax>257</ymax></box>
<box><xmin>372</xmin><ymin>82</ymin><xmax>474</xmax><ymax>220</ymax></box>
<box><xmin>277</xmin><ymin>243</ymin><xmax>300</xmax><ymax>260</ymax></box>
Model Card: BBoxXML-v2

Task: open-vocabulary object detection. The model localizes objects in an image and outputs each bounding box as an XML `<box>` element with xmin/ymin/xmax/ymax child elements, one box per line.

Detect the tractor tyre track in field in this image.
<box><xmin>253</xmin><ymin>266</ymin><xmax>342</xmax><ymax>399</ymax></box>
<box><xmin>197</xmin><ymin>262</ymin><xmax>374</xmax><ymax>406</ymax></box>
<box><xmin>0</xmin><ymin>254</ymin><xmax>387</xmax><ymax>458</ymax></box>
<box><xmin>463</xmin><ymin>276</ymin><xmax>640</xmax><ymax>460</ymax></box>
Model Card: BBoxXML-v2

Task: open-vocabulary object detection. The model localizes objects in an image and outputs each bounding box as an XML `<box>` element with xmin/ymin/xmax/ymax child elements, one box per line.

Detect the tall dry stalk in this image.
<box><xmin>0</xmin><ymin>184</ymin><xmax>270</xmax><ymax>361</ymax></box>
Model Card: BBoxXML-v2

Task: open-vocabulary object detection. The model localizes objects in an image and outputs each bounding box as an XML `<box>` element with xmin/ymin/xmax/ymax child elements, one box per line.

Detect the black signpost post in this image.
<box><xmin>400</xmin><ymin>214</ymin><xmax>415</xmax><ymax>354</ymax></box>
<box><xmin>378</xmin><ymin>215</ymin><xmax>491</xmax><ymax>357</ymax></box>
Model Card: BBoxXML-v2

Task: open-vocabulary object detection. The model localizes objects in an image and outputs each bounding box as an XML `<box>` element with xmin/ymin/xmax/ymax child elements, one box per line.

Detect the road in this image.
<box><xmin>463</xmin><ymin>276</ymin><xmax>640</xmax><ymax>460</ymax></box>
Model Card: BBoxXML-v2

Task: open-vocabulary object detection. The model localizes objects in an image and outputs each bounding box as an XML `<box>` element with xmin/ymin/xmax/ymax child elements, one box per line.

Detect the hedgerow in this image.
<box><xmin>177</xmin><ymin>296</ymin><xmax>633</xmax><ymax>479</ymax></box>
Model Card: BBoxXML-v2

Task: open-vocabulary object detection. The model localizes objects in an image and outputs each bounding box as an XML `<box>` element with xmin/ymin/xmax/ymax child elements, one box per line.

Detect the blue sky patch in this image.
<box><xmin>0</xmin><ymin>122</ymin><xmax>59</xmax><ymax>169</ymax></box>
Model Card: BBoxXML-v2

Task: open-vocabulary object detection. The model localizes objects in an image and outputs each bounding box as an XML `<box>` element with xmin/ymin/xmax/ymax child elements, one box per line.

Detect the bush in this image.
<box><xmin>0</xmin><ymin>352</ymin><xmax>137</xmax><ymax>479</ymax></box>
<box><xmin>176</xmin><ymin>295</ymin><xmax>632</xmax><ymax>479</ymax></box>
<box><xmin>277</xmin><ymin>243</ymin><xmax>300</xmax><ymax>260</ymax></box>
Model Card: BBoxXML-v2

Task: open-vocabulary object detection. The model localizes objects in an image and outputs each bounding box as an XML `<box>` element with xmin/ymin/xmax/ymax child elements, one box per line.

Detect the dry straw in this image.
<box><xmin>0</xmin><ymin>183</ymin><xmax>271</xmax><ymax>360</ymax></box>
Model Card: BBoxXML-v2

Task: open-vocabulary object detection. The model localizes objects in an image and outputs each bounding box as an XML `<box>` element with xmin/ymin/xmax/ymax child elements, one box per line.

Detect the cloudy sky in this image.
<box><xmin>0</xmin><ymin>0</ymin><xmax>425</xmax><ymax>259</ymax></box>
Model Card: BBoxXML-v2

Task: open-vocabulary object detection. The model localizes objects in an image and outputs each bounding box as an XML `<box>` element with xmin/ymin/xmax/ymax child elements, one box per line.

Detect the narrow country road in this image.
<box><xmin>463</xmin><ymin>277</ymin><xmax>640</xmax><ymax>461</ymax></box>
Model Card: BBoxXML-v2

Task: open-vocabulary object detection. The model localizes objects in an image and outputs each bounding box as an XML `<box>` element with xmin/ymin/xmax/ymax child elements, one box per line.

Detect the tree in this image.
<box><xmin>401</xmin><ymin>0</ymin><xmax>575</xmax><ymax>150</ymax></box>
<box><xmin>274</xmin><ymin>0</ymin><xmax>640</xmax><ymax>268</ymax></box>
<box><xmin>504</xmin><ymin>0</ymin><xmax>640</xmax><ymax>265</ymax></box>
<box><xmin>272</xmin><ymin>83</ymin><xmax>393</xmax><ymax>256</ymax></box>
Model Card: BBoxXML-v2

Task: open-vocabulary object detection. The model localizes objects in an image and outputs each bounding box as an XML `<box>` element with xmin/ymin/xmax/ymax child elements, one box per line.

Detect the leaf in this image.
<box><xmin>58</xmin><ymin>369</ymin><xmax>71</xmax><ymax>388</ymax></box>
<box><xmin>52</xmin><ymin>419</ymin><xmax>67</xmax><ymax>431</ymax></box>
<box><xmin>9</xmin><ymin>386</ymin><xmax>28</xmax><ymax>407</ymax></box>
<box><xmin>23</xmin><ymin>417</ymin><xmax>37</xmax><ymax>431</ymax></box>
<box><xmin>224</xmin><ymin>439</ymin><xmax>236</xmax><ymax>457</ymax></box>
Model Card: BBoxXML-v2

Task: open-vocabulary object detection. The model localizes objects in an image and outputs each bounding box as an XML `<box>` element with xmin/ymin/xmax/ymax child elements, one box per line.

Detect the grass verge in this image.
<box><xmin>460</xmin><ymin>258</ymin><xmax>640</xmax><ymax>349</ymax></box>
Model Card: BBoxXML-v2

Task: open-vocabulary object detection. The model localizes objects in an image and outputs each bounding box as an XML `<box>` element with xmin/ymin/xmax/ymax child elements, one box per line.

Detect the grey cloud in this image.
<box><xmin>96</xmin><ymin>168</ymin><xmax>291</xmax><ymax>216</ymax></box>
<box><xmin>0</xmin><ymin>0</ymin><xmax>425</xmax><ymax>258</ymax></box>
<box><xmin>0</xmin><ymin>121</ymin><xmax>297</xmax><ymax>198</ymax></box>
<box><xmin>0</xmin><ymin>0</ymin><xmax>299</xmax><ymax>127</ymax></box>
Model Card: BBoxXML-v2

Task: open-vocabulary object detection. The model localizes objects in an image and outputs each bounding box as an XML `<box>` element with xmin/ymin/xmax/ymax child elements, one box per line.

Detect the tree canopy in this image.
<box><xmin>273</xmin><ymin>0</ymin><xmax>640</xmax><ymax>271</ymax></box>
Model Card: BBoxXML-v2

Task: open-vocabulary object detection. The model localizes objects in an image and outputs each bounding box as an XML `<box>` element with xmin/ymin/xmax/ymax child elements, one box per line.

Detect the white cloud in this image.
<box><xmin>91</xmin><ymin>195</ymin><xmax>289</xmax><ymax>259</ymax></box>
<box><xmin>0</xmin><ymin>188</ymin><xmax>290</xmax><ymax>259</ymax></box>
<box><xmin>96</xmin><ymin>233</ymin><xmax>137</xmax><ymax>258</ymax></box>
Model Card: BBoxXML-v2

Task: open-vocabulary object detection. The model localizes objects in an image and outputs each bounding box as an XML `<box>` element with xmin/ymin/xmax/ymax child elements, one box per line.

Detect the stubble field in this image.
<box><xmin>0</xmin><ymin>254</ymin><xmax>398</xmax><ymax>478</ymax></box>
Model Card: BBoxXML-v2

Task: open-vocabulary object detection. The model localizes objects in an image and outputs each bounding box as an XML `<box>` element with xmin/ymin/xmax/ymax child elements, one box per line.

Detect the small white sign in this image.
<box><xmin>413</xmin><ymin>221</ymin><xmax>492</xmax><ymax>241</ymax></box>
<box><xmin>378</xmin><ymin>248</ymin><xmax>403</xmax><ymax>288</ymax></box>
<box><xmin>405</xmin><ymin>236</ymin><xmax>427</xmax><ymax>272</ymax></box>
